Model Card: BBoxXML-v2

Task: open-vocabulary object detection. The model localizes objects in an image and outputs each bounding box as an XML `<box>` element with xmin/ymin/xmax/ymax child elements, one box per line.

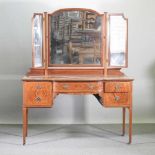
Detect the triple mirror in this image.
<box><xmin>32</xmin><ymin>9</ymin><xmax>128</xmax><ymax>68</ymax></box>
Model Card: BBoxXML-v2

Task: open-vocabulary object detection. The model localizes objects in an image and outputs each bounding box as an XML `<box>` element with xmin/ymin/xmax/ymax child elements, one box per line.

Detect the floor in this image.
<box><xmin>0</xmin><ymin>124</ymin><xmax>155</xmax><ymax>155</ymax></box>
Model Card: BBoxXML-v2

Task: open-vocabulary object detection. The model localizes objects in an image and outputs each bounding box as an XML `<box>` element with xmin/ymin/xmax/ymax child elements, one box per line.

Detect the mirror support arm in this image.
<box><xmin>43</xmin><ymin>12</ymin><xmax>48</xmax><ymax>76</ymax></box>
<box><xmin>104</xmin><ymin>13</ymin><xmax>108</xmax><ymax>76</ymax></box>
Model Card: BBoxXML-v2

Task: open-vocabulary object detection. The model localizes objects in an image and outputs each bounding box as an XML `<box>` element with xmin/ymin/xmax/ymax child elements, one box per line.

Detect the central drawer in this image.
<box><xmin>54</xmin><ymin>82</ymin><xmax>102</xmax><ymax>93</ymax></box>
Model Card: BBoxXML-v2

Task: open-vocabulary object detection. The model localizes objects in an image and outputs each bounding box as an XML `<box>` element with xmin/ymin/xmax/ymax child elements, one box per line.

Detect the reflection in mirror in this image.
<box><xmin>33</xmin><ymin>14</ymin><xmax>43</xmax><ymax>67</ymax></box>
<box><xmin>109</xmin><ymin>15</ymin><xmax>127</xmax><ymax>67</ymax></box>
<box><xmin>50</xmin><ymin>10</ymin><xmax>102</xmax><ymax>65</ymax></box>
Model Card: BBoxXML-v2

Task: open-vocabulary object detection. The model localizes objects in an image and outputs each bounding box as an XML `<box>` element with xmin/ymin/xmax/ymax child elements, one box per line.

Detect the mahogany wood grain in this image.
<box><xmin>128</xmin><ymin>81</ymin><xmax>133</xmax><ymax>144</ymax></box>
<box><xmin>103</xmin><ymin>93</ymin><xmax>129</xmax><ymax>107</ymax></box>
<box><xmin>27</xmin><ymin>68</ymin><xmax>125</xmax><ymax>76</ymax></box>
<box><xmin>23</xmin><ymin>108</ymin><xmax>27</xmax><ymax>145</ymax></box>
<box><xmin>48</xmin><ymin>69</ymin><xmax>104</xmax><ymax>75</ymax></box>
<box><xmin>26</xmin><ymin>108</ymin><xmax>28</xmax><ymax>137</ymax></box>
<box><xmin>129</xmin><ymin>107</ymin><xmax>132</xmax><ymax>144</ymax></box>
<box><xmin>122</xmin><ymin>108</ymin><xmax>126</xmax><ymax>136</ymax></box>
<box><xmin>54</xmin><ymin>81</ymin><xmax>103</xmax><ymax>93</ymax></box>
<box><xmin>104</xmin><ymin>82</ymin><xmax>130</xmax><ymax>92</ymax></box>
<box><xmin>23</xmin><ymin>82</ymin><xmax>52</xmax><ymax>107</ymax></box>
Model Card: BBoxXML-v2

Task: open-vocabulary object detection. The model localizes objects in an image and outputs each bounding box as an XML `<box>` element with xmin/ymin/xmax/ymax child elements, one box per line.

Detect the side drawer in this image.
<box><xmin>103</xmin><ymin>93</ymin><xmax>129</xmax><ymax>107</ymax></box>
<box><xmin>104</xmin><ymin>82</ymin><xmax>130</xmax><ymax>92</ymax></box>
<box><xmin>54</xmin><ymin>82</ymin><xmax>102</xmax><ymax>93</ymax></box>
<box><xmin>23</xmin><ymin>82</ymin><xmax>52</xmax><ymax>107</ymax></box>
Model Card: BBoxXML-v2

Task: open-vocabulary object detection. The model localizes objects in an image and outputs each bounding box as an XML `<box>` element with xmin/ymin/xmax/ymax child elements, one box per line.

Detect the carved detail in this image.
<box><xmin>35</xmin><ymin>96</ymin><xmax>41</xmax><ymax>102</ymax></box>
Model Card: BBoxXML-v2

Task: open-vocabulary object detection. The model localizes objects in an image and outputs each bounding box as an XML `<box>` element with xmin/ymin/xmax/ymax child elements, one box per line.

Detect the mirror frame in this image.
<box><xmin>32</xmin><ymin>13</ymin><xmax>44</xmax><ymax>68</ymax></box>
<box><xmin>108</xmin><ymin>13</ymin><xmax>128</xmax><ymax>68</ymax></box>
<box><xmin>31</xmin><ymin>9</ymin><xmax>128</xmax><ymax>71</ymax></box>
<box><xmin>47</xmin><ymin>8</ymin><xmax>106</xmax><ymax>68</ymax></box>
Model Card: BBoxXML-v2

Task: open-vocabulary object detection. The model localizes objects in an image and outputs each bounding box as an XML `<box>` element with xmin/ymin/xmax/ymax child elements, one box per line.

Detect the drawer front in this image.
<box><xmin>54</xmin><ymin>82</ymin><xmax>102</xmax><ymax>93</ymax></box>
<box><xmin>104</xmin><ymin>82</ymin><xmax>130</xmax><ymax>92</ymax></box>
<box><xmin>23</xmin><ymin>82</ymin><xmax>52</xmax><ymax>107</ymax></box>
<box><xmin>103</xmin><ymin>93</ymin><xmax>129</xmax><ymax>107</ymax></box>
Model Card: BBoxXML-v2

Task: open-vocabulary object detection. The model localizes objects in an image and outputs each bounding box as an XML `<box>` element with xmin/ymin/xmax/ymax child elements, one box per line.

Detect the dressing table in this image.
<box><xmin>22</xmin><ymin>8</ymin><xmax>133</xmax><ymax>145</ymax></box>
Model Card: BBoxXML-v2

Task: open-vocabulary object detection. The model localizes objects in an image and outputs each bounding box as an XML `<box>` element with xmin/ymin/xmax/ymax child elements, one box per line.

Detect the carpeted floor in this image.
<box><xmin>0</xmin><ymin>124</ymin><xmax>155</xmax><ymax>155</ymax></box>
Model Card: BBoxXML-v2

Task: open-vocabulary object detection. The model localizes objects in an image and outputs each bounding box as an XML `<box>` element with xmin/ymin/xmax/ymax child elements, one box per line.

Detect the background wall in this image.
<box><xmin>0</xmin><ymin>0</ymin><xmax>155</xmax><ymax>124</ymax></box>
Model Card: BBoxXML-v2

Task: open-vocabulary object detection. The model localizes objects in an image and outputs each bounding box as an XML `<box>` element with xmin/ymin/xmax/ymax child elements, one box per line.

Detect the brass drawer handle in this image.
<box><xmin>63</xmin><ymin>84</ymin><xmax>69</xmax><ymax>89</ymax></box>
<box><xmin>115</xmin><ymin>84</ymin><xmax>120</xmax><ymax>91</ymax></box>
<box><xmin>35</xmin><ymin>96</ymin><xmax>41</xmax><ymax>102</ymax></box>
<box><xmin>88</xmin><ymin>84</ymin><xmax>94</xmax><ymax>89</ymax></box>
<box><xmin>114</xmin><ymin>96</ymin><xmax>120</xmax><ymax>101</ymax></box>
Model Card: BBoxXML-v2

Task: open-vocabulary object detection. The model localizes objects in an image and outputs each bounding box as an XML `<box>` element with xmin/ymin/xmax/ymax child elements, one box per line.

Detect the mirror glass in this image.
<box><xmin>49</xmin><ymin>10</ymin><xmax>102</xmax><ymax>65</ymax></box>
<box><xmin>109</xmin><ymin>15</ymin><xmax>127</xmax><ymax>67</ymax></box>
<box><xmin>33</xmin><ymin>14</ymin><xmax>43</xmax><ymax>67</ymax></box>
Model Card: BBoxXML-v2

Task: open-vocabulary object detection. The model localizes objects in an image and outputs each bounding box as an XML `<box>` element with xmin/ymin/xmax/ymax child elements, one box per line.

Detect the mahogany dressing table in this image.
<box><xmin>22</xmin><ymin>8</ymin><xmax>134</xmax><ymax>145</ymax></box>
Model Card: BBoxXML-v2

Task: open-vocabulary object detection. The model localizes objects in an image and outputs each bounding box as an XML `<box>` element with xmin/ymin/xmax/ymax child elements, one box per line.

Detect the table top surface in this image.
<box><xmin>22</xmin><ymin>74</ymin><xmax>134</xmax><ymax>81</ymax></box>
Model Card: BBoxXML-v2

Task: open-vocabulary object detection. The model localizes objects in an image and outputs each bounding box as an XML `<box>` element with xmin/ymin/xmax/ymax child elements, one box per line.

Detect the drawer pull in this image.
<box><xmin>88</xmin><ymin>84</ymin><xmax>94</xmax><ymax>90</ymax></box>
<box><xmin>115</xmin><ymin>84</ymin><xmax>120</xmax><ymax>91</ymax></box>
<box><xmin>35</xmin><ymin>96</ymin><xmax>41</xmax><ymax>102</ymax></box>
<box><xmin>114</xmin><ymin>96</ymin><xmax>120</xmax><ymax>101</ymax></box>
<box><xmin>63</xmin><ymin>84</ymin><xmax>69</xmax><ymax>89</ymax></box>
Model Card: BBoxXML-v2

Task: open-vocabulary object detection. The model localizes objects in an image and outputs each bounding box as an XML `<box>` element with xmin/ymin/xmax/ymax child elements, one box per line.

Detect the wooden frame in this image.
<box><xmin>31</xmin><ymin>10</ymin><xmax>128</xmax><ymax>74</ymax></box>
<box><xmin>47</xmin><ymin>8</ymin><xmax>105</xmax><ymax>68</ymax></box>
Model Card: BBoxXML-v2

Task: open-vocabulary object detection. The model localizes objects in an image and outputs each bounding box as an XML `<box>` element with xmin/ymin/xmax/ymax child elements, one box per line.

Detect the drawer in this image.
<box><xmin>103</xmin><ymin>93</ymin><xmax>129</xmax><ymax>107</ymax></box>
<box><xmin>104</xmin><ymin>82</ymin><xmax>130</xmax><ymax>92</ymax></box>
<box><xmin>23</xmin><ymin>82</ymin><xmax>52</xmax><ymax>107</ymax></box>
<box><xmin>54</xmin><ymin>82</ymin><xmax>102</xmax><ymax>93</ymax></box>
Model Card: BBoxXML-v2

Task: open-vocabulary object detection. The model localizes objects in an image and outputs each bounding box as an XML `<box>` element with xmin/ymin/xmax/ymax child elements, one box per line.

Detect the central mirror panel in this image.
<box><xmin>49</xmin><ymin>10</ymin><xmax>102</xmax><ymax>65</ymax></box>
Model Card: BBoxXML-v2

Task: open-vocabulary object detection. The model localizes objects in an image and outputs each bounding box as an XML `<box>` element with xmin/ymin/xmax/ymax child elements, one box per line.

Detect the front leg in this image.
<box><xmin>23</xmin><ymin>107</ymin><xmax>27</xmax><ymax>145</ymax></box>
<box><xmin>122</xmin><ymin>107</ymin><xmax>126</xmax><ymax>136</ymax></box>
<box><xmin>128</xmin><ymin>107</ymin><xmax>132</xmax><ymax>144</ymax></box>
<box><xmin>26</xmin><ymin>108</ymin><xmax>28</xmax><ymax>137</ymax></box>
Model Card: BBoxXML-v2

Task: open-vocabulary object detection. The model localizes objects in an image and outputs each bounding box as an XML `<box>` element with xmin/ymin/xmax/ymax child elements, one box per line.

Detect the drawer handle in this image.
<box><xmin>88</xmin><ymin>84</ymin><xmax>94</xmax><ymax>89</ymax></box>
<box><xmin>63</xmin><ymin>84</ymin><xmax>69</xmax><ymax>89</ymax></box>
<box><xmin>115</xmin><ymin>84</ymin><xmax>120</xmax><ymax>91</ymax></box>
<box><xmin>35</xmin><ymin>96</ymin><xmax>41</xmax><ymax>102</ymax></box>
<box><xmin>114</xmin><ymin>96</ymin><xmax>120</xmax><ymax>101</ymax></box>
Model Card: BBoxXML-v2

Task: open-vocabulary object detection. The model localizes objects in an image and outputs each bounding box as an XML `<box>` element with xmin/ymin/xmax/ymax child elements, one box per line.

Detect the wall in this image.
<box><xmin>0</xmin><ymin>0</ymin><xmax>155</xmax><ymax>124</ymax></box>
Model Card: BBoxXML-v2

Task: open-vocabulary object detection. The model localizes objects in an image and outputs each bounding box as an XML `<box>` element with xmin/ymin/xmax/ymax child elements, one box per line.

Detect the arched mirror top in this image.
<box><xmin>48</xmin><ymin>8</ymin><xmax>104</xmax><ymax>66</ymax></box>
<box><xmin>48</xmin><ymin>8</ymin><xmax>102</xmax><ymax>16</ymax></box>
